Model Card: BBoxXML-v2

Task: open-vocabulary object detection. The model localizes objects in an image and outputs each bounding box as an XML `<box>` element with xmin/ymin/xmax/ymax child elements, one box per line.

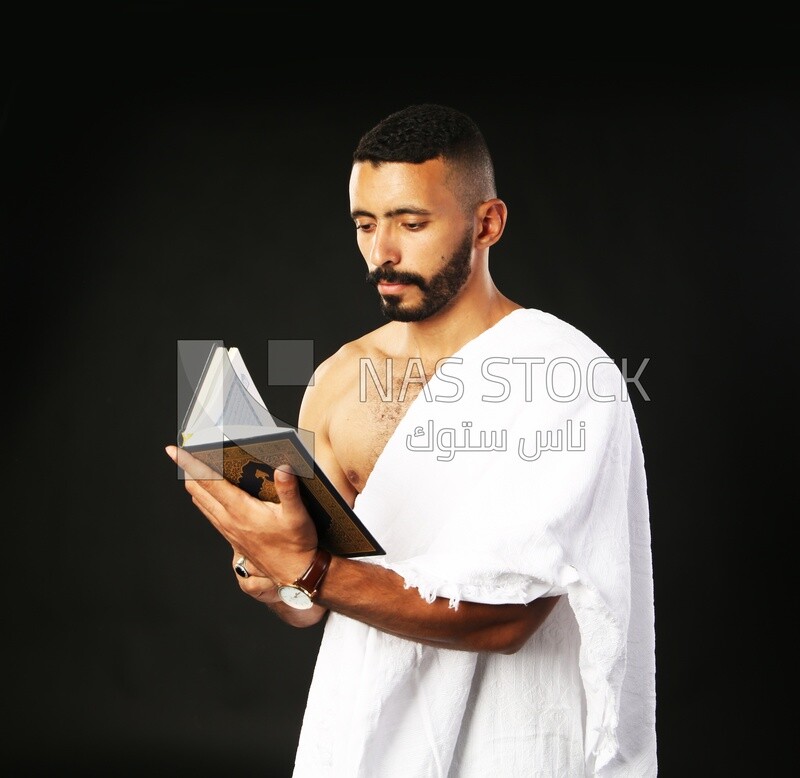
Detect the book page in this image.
<box><xmin>227</xmin><ymin>347</ymin><xmax>272</xmax><ymax>420</ymax></box>
<box><xmin>219</xmin><ymin>351</ymin><xmax>275</xmax><ymax>429</ymax></box>
<box><xmin>181</xmin><ymin>345</ymin><xmax>277</xmax><ymax>444</ymax></box>
<box><xmin>180</xmin><ymin>345</ymin><xmax>224</xmax><ymax>440</ymax></box>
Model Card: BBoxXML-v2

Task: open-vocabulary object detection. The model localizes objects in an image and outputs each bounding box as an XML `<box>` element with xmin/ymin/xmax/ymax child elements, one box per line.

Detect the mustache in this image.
<box><xmin>366</xmin><ymin>267</ymin><xmax>428</xmax><ymax>291</ymax></box>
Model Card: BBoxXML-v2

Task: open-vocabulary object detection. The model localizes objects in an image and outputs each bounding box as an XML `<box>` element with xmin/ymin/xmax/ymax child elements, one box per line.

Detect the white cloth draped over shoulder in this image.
<box><xmin>292</xmin><ymin>308</ymin><xmax>657</xmax><ymax>777</ymax></box>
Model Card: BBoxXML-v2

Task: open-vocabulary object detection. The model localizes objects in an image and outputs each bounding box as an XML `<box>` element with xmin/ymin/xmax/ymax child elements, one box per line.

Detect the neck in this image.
<box><xmin>395</xmin><ymin>280</ymin><xmax>521</xmax><ymax>365</ymax></box>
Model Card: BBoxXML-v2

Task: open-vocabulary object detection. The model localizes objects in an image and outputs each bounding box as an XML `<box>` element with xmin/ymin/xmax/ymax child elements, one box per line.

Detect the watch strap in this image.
<box><xmin>293</xmin><ymin>547</ymin><xmax>332</xmax><ymax>598</ymax></box>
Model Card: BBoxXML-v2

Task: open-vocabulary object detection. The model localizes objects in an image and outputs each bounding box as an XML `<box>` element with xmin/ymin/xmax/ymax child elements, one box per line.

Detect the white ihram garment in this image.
<box><xmin>292</xmin><ymin>309</ymin><xmax>657</xmax><ymax>777</ymax></box>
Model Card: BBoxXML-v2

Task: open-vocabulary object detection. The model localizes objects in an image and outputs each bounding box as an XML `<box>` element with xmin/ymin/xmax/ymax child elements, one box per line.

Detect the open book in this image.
<box><xmin>178</xmin><ymin>344</ymin><xmax>384</xmax><ymax>558</ymax></box>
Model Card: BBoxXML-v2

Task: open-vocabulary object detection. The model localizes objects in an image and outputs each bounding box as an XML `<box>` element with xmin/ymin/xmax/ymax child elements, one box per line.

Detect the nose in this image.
<box><xmin>366</xmin><ymin>223</ymin><xmax>400</xmax><ymax>268</ymax></box>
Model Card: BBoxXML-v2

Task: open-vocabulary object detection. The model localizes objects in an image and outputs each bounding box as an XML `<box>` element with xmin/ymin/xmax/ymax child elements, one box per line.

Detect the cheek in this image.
<box><xmin>402</xmin><ymin>233</ymin><xmax>444</xmax><ymax>264</ymax></box>
<box><xmin>424</xmin><ymin>225</ymin><xmax>460</xmax><ymax>256</ymax></box>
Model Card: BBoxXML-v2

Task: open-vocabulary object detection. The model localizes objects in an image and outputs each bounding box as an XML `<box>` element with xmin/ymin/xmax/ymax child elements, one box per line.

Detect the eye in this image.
<box><xmin>355</xmin><ymin>222</ymin><xmax>375</xmax><ymax>233</ymax></box>
<box><xmin>404</xmin><ymin>221</ymin><xmax>427</xmax><ymax>231</ymax></box>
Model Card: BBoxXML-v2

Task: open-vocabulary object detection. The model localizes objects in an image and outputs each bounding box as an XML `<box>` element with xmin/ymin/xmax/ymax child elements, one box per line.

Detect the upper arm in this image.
<box><xmin>298</xmin><ymin>351</ymin><xmax>358</xmax><ymax>507</ymax></box>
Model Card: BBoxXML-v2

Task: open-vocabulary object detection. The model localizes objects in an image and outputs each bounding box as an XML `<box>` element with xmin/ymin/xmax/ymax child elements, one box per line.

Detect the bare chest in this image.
<box><xmin>327</xmin><ymin>360</ymin><xmax>432</xmax><ymax>493</ymax></box>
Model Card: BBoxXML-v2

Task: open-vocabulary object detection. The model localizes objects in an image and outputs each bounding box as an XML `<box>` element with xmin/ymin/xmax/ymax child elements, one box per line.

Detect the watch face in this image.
<box><xmin>277</xmin><ymin>585</ymin><xmax>314</xmax><ymax>610</ymax></box>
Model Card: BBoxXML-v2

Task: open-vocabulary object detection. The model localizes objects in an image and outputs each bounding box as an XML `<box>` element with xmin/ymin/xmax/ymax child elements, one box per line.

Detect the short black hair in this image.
<box><xmin>353</xmin><ymin>103</ymin><xmax>496</xmax><ymax>208</ymax></box>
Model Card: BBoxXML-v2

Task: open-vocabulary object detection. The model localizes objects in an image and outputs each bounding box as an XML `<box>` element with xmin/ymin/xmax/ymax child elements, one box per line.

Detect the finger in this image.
<box><xmin>232</xmin><ymin>552</ymin><xmax>266</xmax><ymax>578</ymax></box>
<box><xmin>272</xmin><ymin>466</ymin><xmax>319</xmax><ymax>547</ymax></box>
<box><xmin>165</xmin><ymin>445</ymin><xmax>220</xmax><ymax>481</ymax></box>
<box><xmin>274</xmin><ymin>465</ymin><xmax>302</xmax><ymax>506</ymax></box>
<box><xmin>166</xmin><ymin>444</ymin><xmax>247</xmax><ymax>508</ymax></box>
<box><xmin>168</xmin><ymin>444</ymin><xmax>271</xmax><ymax>521</ymax></box>
<box><xmin>242</xmin><ymin>578</ymin><xmax>281</xmax><ymax>604</ymax></box>
<box><xmin>233</xmin><ymin>554</ymin><xmax>250</xmax><ymax>579</ymax></box>
<box><xmin>232</xmin><ymin>559</ymin><xmax>280</xmax><ymax>603</ymax></box>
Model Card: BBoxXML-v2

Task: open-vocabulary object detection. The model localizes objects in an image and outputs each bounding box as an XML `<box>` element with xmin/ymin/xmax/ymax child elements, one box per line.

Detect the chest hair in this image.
<box><xmin>342</xmin><ymin>358</ymin><xmax>434</xmax><ymax>490</ymax></box>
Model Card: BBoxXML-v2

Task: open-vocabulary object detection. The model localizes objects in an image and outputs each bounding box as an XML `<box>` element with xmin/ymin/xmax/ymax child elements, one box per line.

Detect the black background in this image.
<box><xmin>3</xmin><ymin>16</ymin><xmax>797</xmax><ymax>776</ymax></box>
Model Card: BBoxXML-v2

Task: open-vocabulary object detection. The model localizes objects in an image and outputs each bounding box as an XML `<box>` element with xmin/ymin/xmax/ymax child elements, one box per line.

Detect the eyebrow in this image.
<box><xmin>351</xmin><ymin>206</ymin><xmax>433</xmax><ymax>220</ymax></box>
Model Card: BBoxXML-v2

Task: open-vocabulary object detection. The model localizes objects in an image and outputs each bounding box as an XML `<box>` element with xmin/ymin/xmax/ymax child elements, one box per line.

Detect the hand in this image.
<box><xmin>165</xmin><ymin>445</ymin><xmax>319</xmax><ymax>586</ymax></box>
<box><xmin>230</xmin><ymin>552</ymin><xmax>283</xmax><ymax>605</ymax></box>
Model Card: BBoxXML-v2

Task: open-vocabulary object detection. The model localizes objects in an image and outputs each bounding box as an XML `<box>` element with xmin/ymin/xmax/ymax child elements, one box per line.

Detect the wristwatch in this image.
<box><xmin>276</xmin><ymin>548</ymin><xmax>332</xmax><ymax>610</ymax></box>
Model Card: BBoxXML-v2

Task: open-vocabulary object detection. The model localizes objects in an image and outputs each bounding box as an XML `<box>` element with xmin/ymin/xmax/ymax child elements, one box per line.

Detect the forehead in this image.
<box><xmin>349</xmin><ymin>158</ymin><xmax>459</xmax><ymax>215</ymax></box>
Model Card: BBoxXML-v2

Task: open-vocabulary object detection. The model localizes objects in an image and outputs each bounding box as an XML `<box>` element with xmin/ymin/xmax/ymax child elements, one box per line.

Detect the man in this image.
<box><xmin>167</xmin><ymin>104</ymin><xmax>657</xmax><ymax>776</ymax></box>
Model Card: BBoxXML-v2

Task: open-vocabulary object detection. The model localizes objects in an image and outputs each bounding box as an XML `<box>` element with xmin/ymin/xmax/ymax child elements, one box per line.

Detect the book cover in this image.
<box><xmin>177</xmin><ymin>343</ymin><xmax>385</xmax><ymax>558</ymax></box>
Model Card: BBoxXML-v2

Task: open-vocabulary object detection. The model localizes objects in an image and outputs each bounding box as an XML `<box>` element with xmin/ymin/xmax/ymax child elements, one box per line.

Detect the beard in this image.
<box><xmin>365</xmin><ymin>227</ymin><xmax>473</xmax><ymax>322</ymax></box>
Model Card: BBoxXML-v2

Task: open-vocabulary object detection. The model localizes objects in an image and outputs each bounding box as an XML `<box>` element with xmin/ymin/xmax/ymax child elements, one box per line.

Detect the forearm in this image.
<box><xmin>315</xmin><ymin>556</ymin><xmax>559</xmax><ymax>653</ymax></box>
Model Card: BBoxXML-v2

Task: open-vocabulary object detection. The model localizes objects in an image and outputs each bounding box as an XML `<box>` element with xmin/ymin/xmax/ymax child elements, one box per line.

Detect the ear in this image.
<box><xmin>475</xmin><ymin>198</ymin><xmax>507</xmax><ymax>247</ymax></box>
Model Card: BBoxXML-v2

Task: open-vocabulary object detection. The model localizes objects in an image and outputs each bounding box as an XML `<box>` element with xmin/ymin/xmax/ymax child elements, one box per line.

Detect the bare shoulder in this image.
<box><xmin>299</xmin><ymin>324</ymin><xmax>394</xmax><ymax>431</ymax></box>
<box><xmin>297</xmin><ymin>325</ymin><xmax>398</xmax><ymax>499</ymax></box>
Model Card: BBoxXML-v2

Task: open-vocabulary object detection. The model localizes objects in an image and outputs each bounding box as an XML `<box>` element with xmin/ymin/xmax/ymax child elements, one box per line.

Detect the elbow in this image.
<box><xmin>448</xmin><ymin>598</ymin><xmax>560</xmax><ymax>654</ymax></box>
<box><xmin>493</xmin><ymin>633</ymin><xmax>529</xmax><ymax>655</ymax></box>
<box><xmin>497</xmin><ymin>638</ymin><xmax>527</xmax><ymax>655</ymax></box>
<box><xmin>464</xmin><ymin>623</ymin><xmax>531</xmax><ymax>655</ymax></box>
<box><xmin>489</xmin><ymin>595</ymin><xmax>562</xmax><ymax>653</ymax></box>
<box><xmin>467</xmin><ymin>636</ymin><xmax>527</xmax><ymax>655</ymax></box>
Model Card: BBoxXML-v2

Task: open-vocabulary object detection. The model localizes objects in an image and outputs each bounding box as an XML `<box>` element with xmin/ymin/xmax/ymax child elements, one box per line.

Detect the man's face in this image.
<box><xmin>350</xmin><ymin>159</ymin><xmax>475</xmax><ymax>322</ymax></box>
<box><xmin>365</xmin><ymin>227</ymin><xmax>473</xmax><ymax>322</ymax></box>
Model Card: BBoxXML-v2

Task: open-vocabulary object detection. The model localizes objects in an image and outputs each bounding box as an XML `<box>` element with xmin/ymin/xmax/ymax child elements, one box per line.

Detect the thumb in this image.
<box><xmin>274</xmin><ymin>465</ymin><xmax>302</xmax><ymax>505</ymax></box>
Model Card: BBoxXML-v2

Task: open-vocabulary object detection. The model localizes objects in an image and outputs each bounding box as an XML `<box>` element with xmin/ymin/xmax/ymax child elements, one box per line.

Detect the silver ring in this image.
<box><xmin>234</xmin><ymin>556</ymin><xmax>250</xmax><ymax>578</ymax></box>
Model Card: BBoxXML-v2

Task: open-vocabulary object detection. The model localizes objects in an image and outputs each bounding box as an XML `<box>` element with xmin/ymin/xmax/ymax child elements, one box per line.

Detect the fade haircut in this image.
<box><xmin>352</xmin><ymin>103</ymin><xmax>497</xmax><ymax>211</ymax></box>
